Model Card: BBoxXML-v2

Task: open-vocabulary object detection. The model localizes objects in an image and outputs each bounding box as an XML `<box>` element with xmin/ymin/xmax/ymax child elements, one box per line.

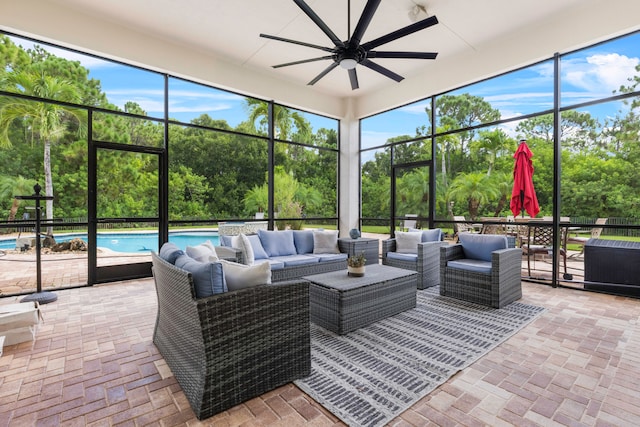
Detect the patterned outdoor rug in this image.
<box><xmin>294</xmin><ymin>286</ymin><xmax>546</xmax><ymax>427</ymax></box>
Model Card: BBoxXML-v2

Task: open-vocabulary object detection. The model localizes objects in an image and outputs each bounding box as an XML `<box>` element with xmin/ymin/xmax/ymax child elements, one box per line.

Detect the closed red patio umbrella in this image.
<box><xmin>510</xmin><ymin>140</ymin><xmax>540</xmax><ymax>218</ymax></box>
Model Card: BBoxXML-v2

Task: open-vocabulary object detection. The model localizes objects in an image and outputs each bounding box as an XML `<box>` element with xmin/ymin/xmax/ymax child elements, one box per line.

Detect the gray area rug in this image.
<box><xmin>294</xmin><ymin>286</ymin><xmax>546</xmax><ymax>427</ymax></box>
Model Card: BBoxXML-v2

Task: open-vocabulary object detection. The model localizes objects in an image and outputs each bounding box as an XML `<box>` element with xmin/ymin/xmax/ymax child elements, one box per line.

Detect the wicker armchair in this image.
<box><xmin>151</xmin><ymin>252</ymin><xmax>311</xmax><ymax>420</ymax></box>
<box><xmin>382</xmin><ymin>230</ymin><xmax>448</xmax><ymax>289</ymax></box>
<box><xmin>439</xmin><ymin>233</ymin><xmax>522</xmax><ymax>308</ymax></box>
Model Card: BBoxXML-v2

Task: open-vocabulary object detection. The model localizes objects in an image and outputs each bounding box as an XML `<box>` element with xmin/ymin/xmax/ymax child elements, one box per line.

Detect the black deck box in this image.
<box><xmin>584</xmin><ymin>238</ymin><xmax>640</xmax><ymax>296</ymax></box>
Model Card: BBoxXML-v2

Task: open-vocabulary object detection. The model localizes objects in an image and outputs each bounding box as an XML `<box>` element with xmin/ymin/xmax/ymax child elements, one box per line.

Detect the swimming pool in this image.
<box><xmin>0</xmin><ymin>230</ymin><xmax>219</xmax><ymax>253</ymax></box>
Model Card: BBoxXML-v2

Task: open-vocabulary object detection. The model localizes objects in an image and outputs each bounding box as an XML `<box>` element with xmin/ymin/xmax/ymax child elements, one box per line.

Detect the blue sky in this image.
<box><xmin>8</xmin><ymin>31</ymin><xmax>639</xmax><ymax>143</ymax></box>
<box><xmin>361</xmin><ymin>33</ymin><xmax>640</xmax><ymax>148</ymax></box>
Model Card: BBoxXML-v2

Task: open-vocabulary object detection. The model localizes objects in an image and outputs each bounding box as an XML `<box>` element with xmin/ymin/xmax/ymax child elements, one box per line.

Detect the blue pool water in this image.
<box><xmin>0</xmin><ymin>230</ymin><xmax>219</xmax><ymax>253</ymax></box>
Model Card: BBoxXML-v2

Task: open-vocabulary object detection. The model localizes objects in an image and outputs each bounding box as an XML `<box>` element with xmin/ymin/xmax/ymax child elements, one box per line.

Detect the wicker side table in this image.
<box><xmin>303</xmin><ymin>264</ymin><xmax>417</xmax><ymax>334</ymax></box>
<box><xmin>338</xmin><ymin>237</ymin><xmax>379</xmax><ymax>265</ymax></box>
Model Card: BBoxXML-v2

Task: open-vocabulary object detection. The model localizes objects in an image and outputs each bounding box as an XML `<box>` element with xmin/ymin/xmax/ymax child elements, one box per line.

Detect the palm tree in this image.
<box><xmin>448</xmin><ymin>172</ymin><xmax>499</xmax><ymax>220</ymax></box>
<box><xmin>398</xmin><ymin>168</ymin><xmax>430</xmax><ymax>218</ymax></box>
<box><xmin>243</xmin><ymin>184</ymin><xmax>269</xmax><ymax>215</ymax></box>
<box><xmin>243</xmin><ymin>167</ymin><xmax>322</xmax><ymax>227</ymax></box>
<box><xmin>489</xmin><ymin>171</ymin><xmax>512</xmax><ymax>216</ymax></box>
<box><xmin>471</xmin><ymin>129</ymin><xmax>514</xmax><ymax>176</ymax></box>
<box><xmin>244</xmin><ymin>99</ymin><xmax>312</xmax><ymax>142</ymax></box>
<box><xmin>435</xmin><ymin>125</ymin><xmax>460</xmax><ymax>188</ymax></box>
<box><xmin>0</xmin><ymin>175</ymin><xmax>34</xmax><ymax>221</ymax></box>
<box><xmin>0</xmin><ymin>70</ymin><xmax>86</xmax><ymax>234</ymax></box>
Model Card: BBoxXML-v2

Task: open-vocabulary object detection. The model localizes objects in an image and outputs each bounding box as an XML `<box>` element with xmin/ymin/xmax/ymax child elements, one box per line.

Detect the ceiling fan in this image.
<box><xmin>260</xmin><ymin>0</ymin><xmax>439</xmax><ymax>90</ymax></box>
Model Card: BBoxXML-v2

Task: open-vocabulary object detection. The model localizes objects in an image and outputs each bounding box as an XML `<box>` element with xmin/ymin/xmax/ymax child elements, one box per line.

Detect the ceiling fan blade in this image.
<box><xmin>350</xmin><ymin>0</ymin><xmax>382</xmax><ymax>46</ymax></box>
<box><xmin>361</xmin><ymin>59</ymin><xmax>404</xmax><ymax>82</ymax></box>
<box><xmin>273</xmin><ymin>56</ymin><xmax>334</xmax><ymax>68</ymax></box>
<box><xmin>368</xmin><ymin>51</ymin><xmax>438</xmax><ymax>60</ymax></box>
<box><xmin>308</xmin><ymin>61</ymin><xmax>339</xmax><ymax>85</ymax></box>
<box><xmin>293</xmin><ymin>0</ymin><xmax>344</xmax><ymax>47</ymax></box>
<box><xmin>361</xmin><ymin>15</ymin><xmax>439</xmax><ymax>51</ymax></box>
<box><xmin>348</xmin><ymin>68</ymin><xmax>359</xmax><ymax>90</ymax></box>
<box><xmin>260</xmin><ymin>33</ymin><xmax>335</xmax><ymax>53</ymax></box>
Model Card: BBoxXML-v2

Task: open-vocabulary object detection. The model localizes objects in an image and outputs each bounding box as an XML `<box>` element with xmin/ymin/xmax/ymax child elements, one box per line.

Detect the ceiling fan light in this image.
<box><xmin>339</xmin><ymin>58</ymin><xmax>358</xmax><ymax>69</ymax></box>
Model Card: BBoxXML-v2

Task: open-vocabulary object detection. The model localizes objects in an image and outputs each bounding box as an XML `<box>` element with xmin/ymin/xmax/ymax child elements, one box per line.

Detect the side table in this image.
<box><xmin>338</xmin><ymin>237</ymin><xmax>379</xmax><ymax>265</ymax></box>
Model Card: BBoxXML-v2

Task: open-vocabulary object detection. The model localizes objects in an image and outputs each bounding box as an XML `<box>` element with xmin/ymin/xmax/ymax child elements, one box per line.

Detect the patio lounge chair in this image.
<box><xmin>440</xmin><ymin>233</ymin><xmax>522</xmax><ymax>308</ymax></box>
<box><xmin>567</xmin><ymin>217</ymin><xmax>608</xmax><ymax>257</ymax></box>
<box><xmin>453</xmin><ymin>215</ymin><xmax>476</xmax><ymax>241</ymax></box>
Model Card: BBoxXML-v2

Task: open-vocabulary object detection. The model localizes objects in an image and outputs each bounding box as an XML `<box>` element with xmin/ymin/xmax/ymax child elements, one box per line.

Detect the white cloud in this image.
<box><xmin>497</xmin><ymin>121</ymin><xmax>524</xmax><ymax>139</ymax></box>
<box><xmin>168</xmin><ymin>89</ymin><xmax>245</xmax><ymax>102</ymax></box>
<box><xmin>561</xmin><ymin>90</ymin><xmax>612</xmax><ymax>105</ymax></box>
<box><xmin>106</xmin><ymin>95</ymin><xmax>235</xmax><ymax>114</ymax></box>
<box><xmin>169</xmin><ymin>103</ymin><xmax>233</xmax><ymax>113</ymax></box>
<box><xmin>562</xmin><ymin>53</ymin><xmax>639</xmax><ymax>94</ymax></box>
<box><xmin>105</xmin><ymin>88</ymin><xmax>243</xmax><ymax>113</ymax></box>
<box><xmin>106</xmin><ymin>89</ymin><xmax>164</xmax><ymax>97</ymax></box>
<box><xmin>484</xmin><ymin>92</ymin><xmax>552</xmax><ymax>103</ymax></box>
<box><xmin>399</xmin><ymin>100</ymin><xmax>431</xmax><ymax>115</ymax></box>
<box><xmin>484</xmin><ymin>92</ymin><xmax>554</xmax><ymax>112</ymax></box>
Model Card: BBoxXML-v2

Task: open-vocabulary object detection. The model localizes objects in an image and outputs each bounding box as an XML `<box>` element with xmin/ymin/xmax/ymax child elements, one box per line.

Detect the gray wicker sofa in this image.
<box><xmin>220</xmin><ymin>229</ymin><xmax>348</xmax><ymax>282</ymax></box>
<box><xmin>150</xmin><ymin>251</ymin><xmax>311</xmax><ymax>420</ymax></box>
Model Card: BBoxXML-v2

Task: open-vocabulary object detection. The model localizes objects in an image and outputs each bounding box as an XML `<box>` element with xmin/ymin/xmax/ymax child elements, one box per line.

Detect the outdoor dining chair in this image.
<box><xmin>402</xmin><ymin>214</ymin><xmax>418</xmax><ymax>231</ymax></box>
<box><xmin>522</xmin><ymin>223</ymin><xmax>572</xmax><ymax>280</ymax></box>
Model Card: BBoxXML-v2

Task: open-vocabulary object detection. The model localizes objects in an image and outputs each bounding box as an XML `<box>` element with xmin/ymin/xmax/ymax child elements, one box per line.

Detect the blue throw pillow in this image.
<box><xmin>174</xmin><ymin>254</ymin><xmax>227</xmax><ymax>298</ymax></box>
<box><xmin>247</xmin><ymin>234</ymin><xmax>269</xmax><ymax>260</ymax></box>
<box><xmin>421</xmin><ymin>228</ymin><xmax>442</xmax><ymax>242</ymax></box>
<box><xmin>258</xmin><ymin>229</ymin><xmax>297</xmax><ymax>257</ymax></box>
<box><xmin>159</xmin><ymin>242</ymin><xmax>184</xmax><ymax>264</ymax></box>
<box><xmin>459</xmin><ymin>234</ymin><xmax>508</xmax><ymax>262</ymax></box>
<box><xmin>293</xmin><ymin>230</ymin><xmax>314</xmax><ymax>254</ymax></box>
<box><xmin>219</xmin><ymin>235</ymin><xmax>233</xmax><ymax>247</ymax></box>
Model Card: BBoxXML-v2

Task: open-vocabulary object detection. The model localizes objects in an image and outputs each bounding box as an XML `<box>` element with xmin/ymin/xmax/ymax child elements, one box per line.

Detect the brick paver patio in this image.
<box><xmin>1</xmin><ymin>270</ymin><xmax>638</xmax><ymax>425</ymax></box>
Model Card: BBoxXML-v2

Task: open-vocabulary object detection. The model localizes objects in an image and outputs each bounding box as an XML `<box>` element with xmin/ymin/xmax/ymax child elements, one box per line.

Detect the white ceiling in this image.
<box><xmin>4</xmin><ymin>0</ymin><xmax>640</xmax><ymax>118</ymax></box>
<box><xmin>44</xmin><ymin>0</ymin><xmax>587</xmax><ymax>98</ymax></box>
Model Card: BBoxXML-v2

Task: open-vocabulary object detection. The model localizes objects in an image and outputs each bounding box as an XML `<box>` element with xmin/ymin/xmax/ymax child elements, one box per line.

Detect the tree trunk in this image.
<box><xmin>494</xmin><ymin>195</ymin><xmax>507</xmax><ymax>217</ymax></box>
<box><xmin>468</xmin><ymin>199</ymin><xmax>480</xmax><ymax>221</ymax></box>
<box><xmin>441</xmin><ymin>146</ymin><xmax>447</xmax><ymax>187</ymax></box>
<box><xmin>8</xmin><ymin>199</ymin><xmax>20</xmax><ymax>221</ymax></box>
<box><xmin>44</xmin><ymin>139</ymin><xmax>54</xmax><ymax>236</ymax></box>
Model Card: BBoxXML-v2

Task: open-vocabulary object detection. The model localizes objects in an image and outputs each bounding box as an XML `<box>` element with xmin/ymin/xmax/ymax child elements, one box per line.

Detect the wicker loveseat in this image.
<box><xmin>220</xmin><ymin>229</ymin><xmax>348</xmax><ymax>282</ymax></box>
<box><xmin>150</xmin><ymin>251</ymin><xmax>311</xmax><ymax>420</ymax></box>
<box><xmin>439</xmin><ymin>233</ymin><xmax>522</xmax><ymax>308</ymax></box>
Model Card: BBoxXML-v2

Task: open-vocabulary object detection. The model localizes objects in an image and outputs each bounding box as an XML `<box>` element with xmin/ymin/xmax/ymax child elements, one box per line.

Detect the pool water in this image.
<box><xmin>0</xmin><ymin>231</ymin><xmax>219</xmax><ymax>253</ymax></box>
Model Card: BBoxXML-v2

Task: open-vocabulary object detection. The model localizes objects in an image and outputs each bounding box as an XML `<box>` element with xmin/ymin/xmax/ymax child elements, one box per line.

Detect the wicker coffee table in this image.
<box><xmin>303</xmin><ymin>264</ymin><xmax>418</xmax><ymax>335</ymax></box>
